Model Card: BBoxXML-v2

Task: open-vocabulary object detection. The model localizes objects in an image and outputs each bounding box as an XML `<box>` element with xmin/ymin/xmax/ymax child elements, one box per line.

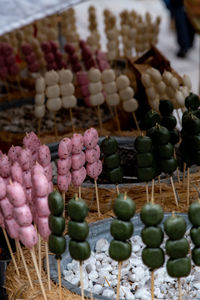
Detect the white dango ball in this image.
<box><xmin>101</xmin><ymin>69</ymin><xmax>115</xmax><ymax>83</ymax></box>
<box><xmin>46</xmin><ymin>85</ymin><xmax>60</xmax><ymax>98</ymax></box>
<box><xmin>34</xmin><ymin>105</ymin><xmax>45</xmax><ymax>119</ymax></box>
<box><xmin>89</xmin><ymin>82</ymin><xmax>102</xmax><ymax>94</ymax></box>
<box><xmin>175</xmin><ymin>90</ymin><xmax>185</xmax><ymax>108</ymax></box>
<box><xmin>119</xmin><ymin>87</ymin><xmax>134</xmax><ymax>101</ymax></box>
<box><xmin>62</xmin><ymin>95</ymin><xmax>77</xmax><ymax>108</ymax></box>
<box><xmin>46</xmin><ymin>97</ymin><xmax>62</xmax><ymax>111</ymax></box>
<box><xmin>88</xmin><ymin>68</ymin><xmax>101</xmax><ymax>83</ymax></box>
<box><xmin>170</xmin><ymin>76</ymin><xmax>179</xmax><ymax>90</ymax></box>
<box><xmin>155</xmin><ymin>81</ymin><xmax>166</xmax><ymax>95</ymax></box>
<box><xmin>35</xmin><ymin>77</ymin><xmax>45</xmax><ymax>93</ymax></box>
<box><xmin>162</xmin><ymin>71</ymin><xmax>173</xmax><ymax>85</ymax></box>
<box><xmin>35</xmin><ymin>93</ymin><xmax>45</xmax><ymax>106</ymax></box>
<box><xmin>116</xmin><ymin>75</ymin><xmax>130</xmax><ymax>90</ymax></box>
<box><xmin>146</xmin><ymin>86</ymin><xmax>157</xmax><ymax>100</ymax></box>
<box><xmin>182</xmin><ymin>74</ymin><xmax>192</xmax><ymax>90</ymax></box>
<box><xmin>90</xmin><ymin>93</ymin><xmax>104</xmax><ymax>106</ymax></box>
<box><xmin>60</xmin><ymin>83</ymin><xmax>75</xmax><ymax>97</ymax></box>
<box><xmin>59</xmin><ymin>69</ymin><xmax>73</xmax><ymax>84</ymax></box>
<box><xmin>103</xmin><ymin>82</ymin><xmax>117</xmax><ymax>94</ymax></box>
<box><xmin>45</xmin><ymin>70</ymin><xmax>59</xmax><ymax>86</ymax></box>
<box><xmin>123</xmin><ymin>98</ymin><xmax>138</xmax><ymax>112</ymax></box>
<box><xmin>141</xmin><ymin>73</ymin><xmax>152</xmax><ymax>88</ymax></box>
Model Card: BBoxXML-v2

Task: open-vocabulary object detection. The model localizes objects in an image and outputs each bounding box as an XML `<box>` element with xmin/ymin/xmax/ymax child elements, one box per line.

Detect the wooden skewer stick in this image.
<box><xmin>45</xmin><ymin>241</ymin><xmax>51</xmax><ymax>291</ymax></box>
<box><xmin>145</xmin><ymin>183</ymin><xmax>149</xmax><ymax>203</ymax></box>
<box><xmin>54</xmin><ymin>113</ymin><xmax>58</xmax><ymax>139</ymax></box>
<box><xmin>38</xmin><ymin>234</ymin><xmax>42</xmax><ymax>274</ymax></box>
<box><xmin>69</xmin><ymin>108</ymin><xmax>75</xmax><ymax>133</ymax></box>
<box><xmin>94</xmin><ymin>179</ymin><xmax>101</xmax><ymax>217</ymax></box>
<box><xmin>97</xmin><ymin>105</ymin><xmax>103</xmax><ymax>135</ymax></box>
<box><xmin>15</xmin><ymin>239</ymin><xmax>20</xmax><ymax>262</ymax></box>
<box><xmin>30</xmin><ymin>248</ymin><xmax>47</xmax><ymax>300</ymax></box>
<box><xmin>57</xmin><ymin>258</ymin><xmax>62</xmax><ymax>300</ymax></box>
<box><xmin>80</xmin><ymin>261</ymin><xmax>84</xmax><ymax>300</ymax></box>
<box><xmin>151</xmin><ymin>179</ymin><xmax>155</xmax><ymax>202</ymax></box>
<box><xmin>114</xmin><ymin>106</ymin><xmax>121</xmax><ymax>132</ymax></box>
<box><xmin>187</xmin><ymin>167</ymin><xmax>190</xmax><ymax>207</ymax></box>
<box><xmin>170</xmin><ymin>176</ymin><xmax>179</xmax><ymax>207</ymax></box>
<box><xmin>17</xmin><ymin>241</ymin><xmax>34</xmax><ymax>289</ymax></box>
<box><xmin>151</xmin><ymin>271</ymin><xmax>154</xmax><ymax>300</ymax></box>
<box><xmin>37</xmin><ymin>119</ymin><xmax>41</xmax><ymax>137</ymax></box>
<box><xmin>79</xmin><ymin>186</ymin><xmax>81</xmax><ymax>198</ymax></box>
<box><xmin>178</xmin><ymin>277</ymin><xmax>182</xmax><ymax>300</ymax></box>
<box><xmin>116</xmin><ymin>185</ymin><xmax>120</xmax><ymax>195</ymax></box>
<box><xmin>132</xmin><ymin>112</ymin><xmax>141</xmax><ymax>133</ymax></box>
<box><xmin>116</xmin><ymin>261</ymin><xmax>122</xmax><ymax>300</ymax></box>
<box><xmin>183</xmin><ymin>163</ymin><xmax>186</xmax><ymax>187</ymax></box>
<box><xmin>2</xmin><ymin>229</ymin><xmax>20</xmax><ymax>277</ymax></box>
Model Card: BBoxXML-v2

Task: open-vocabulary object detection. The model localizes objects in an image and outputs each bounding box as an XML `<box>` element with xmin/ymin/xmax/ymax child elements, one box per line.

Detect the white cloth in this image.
<box><xmin>0</xmin><ymin>0</ymin><xmax>87</xmax><ymax>35</ymax></box>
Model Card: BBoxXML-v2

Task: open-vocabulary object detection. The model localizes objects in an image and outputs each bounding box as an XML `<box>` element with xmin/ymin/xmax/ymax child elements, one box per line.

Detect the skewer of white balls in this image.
<box><xmin>45</xmin><ymin>70</ymin><xmax>62</xmax><ymax>138</ymax></box>
<box><xmin>116</xmin><ymin>74</ymin><xmax>140</xmax><ymax>131</ymax></box>
<box><xmin>102</xmin><ymin>69</ymin><xmax>121</xmax><ymax>131</ymax></box>
<box><xmin>88</xmin><ymin>68</ymin><xmax>104</xmax><ymax>133</ymax></box>
<box><xmin>59</xmin><ymin>69</ymin><xmax>77</xmax><ymax>132</ymax></box>
<box><xmin>34</xmin><ymin>76</ymin><xmax>46</xmax><ymax>136</ymax></box>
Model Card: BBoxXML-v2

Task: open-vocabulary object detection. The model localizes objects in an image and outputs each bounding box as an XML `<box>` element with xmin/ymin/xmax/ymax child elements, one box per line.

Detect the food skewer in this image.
<box><xmin>45</xmin><ymin>70</ymin><xmax>62</xmax><ymax>140</ymax></box>
<box><xmin>48</xmin><ymin>191</ymin><xmax>67</xmax><ymax>300</ymax></box>
<box><xmin>58</xmin><ymin>69</ymin><xmax>77</xmax><ymax>133</ymax></box>
<box><xmin>109</xmin><ymin>193</ymin><xmax>136</xmax><ymax>300</ymax></box>
<box><xmin>164</xmin><ymin>212</ymin><xmax>191</xmax><ymax>300</ymax></box>
<box><xmin>141</xmin><ymin>200</ymin><xmax>164</xmax><ymax>300</ymax></box>
<box><xmin>0</xmin><ymin>177</ymin><xmax>20</xmax><ymax>277</ymax></box>
<box><xmin>68</xmin><ymin>196</ymin><xmax>91</xmax><ymax>300</ymax></box>
<box><xmin>101</xmin><ymin>69</ymin><xmax>121</xmax><ymax>132</ymax></box>
<box><xmin>71</xmin><ymin>133</ymin><xmax>86</xmax><ymax>201</ymax></box>
<box><xmin>6</xmin><ymin>181</ymin><xmax>47</xmax><ymax>299</ymax></box>
<box><xmin>101</xmin><ymin>136</ymin><xmax>123</xmax><ymax>197</ymax></box>
<box><xmin>84</xmin><ymin>128</ymin><xmax>102</xmax><ymax>217</ymax></box>
<box><xmin>57</xmin><ymin>137</ymin><xmax>72</xmax><ymax>217</ymax></box>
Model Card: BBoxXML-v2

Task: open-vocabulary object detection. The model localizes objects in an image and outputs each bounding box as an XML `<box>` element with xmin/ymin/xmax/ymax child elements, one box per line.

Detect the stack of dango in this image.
<box><xmin>64</xmin><ymin>43</ymin><xmax>82</xmax><ymax>73</ymax></box>
<box><xmin>164</xmin><ymin>214</ymin><xmax>191</xmax><ymax>278</ymax></box>
<box><xmin>87</xmin><ymin>6</ymin><xmax>100</xmax><ymax>53</ymax></box>
<box><xmin>101</xmin><ymin>136</ymin><xmax>123</xmax><ymax>188</ymax></box>
<box><xmin>159</xmin><ymin>100</ymin><xmax>180</xmax><ymax>145</ymax></box>
<box><xmin>48</xmin><ymin>191</ymin><xmax>66</xmax><ymax>258</ymax></box>
<box><xmin>135</xmin><ymin>135</ymin><xmax>156</xmax><ymax>183</ymax></box>
<box><xmin>147</xmin><ymin>124</ymin><xmax>177</xmax><ymax>177</ymax></box>
<box><xmin>104</xmin><ymin>12</ymin><xmax>119</xmax><ymax>60</ymax></box>
<box><xmin>141</xmin><ymin>202</ymin><xmax>165</xmax><ymax>270</ymax></box>
<box><xmin>109</xmin><ymin>192</ymin><xmax>135</xmax><ymax>299</ymax></box>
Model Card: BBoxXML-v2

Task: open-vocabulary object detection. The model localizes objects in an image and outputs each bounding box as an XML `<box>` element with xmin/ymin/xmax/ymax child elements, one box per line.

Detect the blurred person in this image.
<box><xmin>171</xmin><ymin>0</ymin><xmax>195</xmax><ymax>58</ymax></box>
